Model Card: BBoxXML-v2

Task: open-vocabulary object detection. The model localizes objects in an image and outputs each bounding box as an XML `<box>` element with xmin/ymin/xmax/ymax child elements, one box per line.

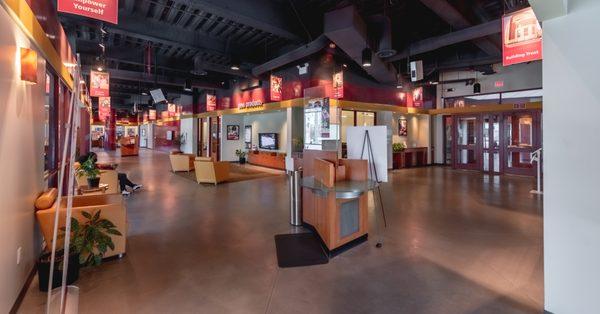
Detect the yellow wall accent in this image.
<box><xmin>1</xmin><ymin>0</ymin><xmax>74</xmax><ymax>89</ymax></box>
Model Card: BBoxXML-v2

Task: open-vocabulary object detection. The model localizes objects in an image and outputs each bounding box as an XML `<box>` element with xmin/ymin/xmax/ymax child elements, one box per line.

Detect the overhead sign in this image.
<box><xmin>333</xmin><ymin>70</ymin><xmax>344</xmax><ymax>99</ymax></box>
<box><xmin>502</xmin><ymin>7</ymin><xmax>543</xmax><ymax>66</ymax></box>
<box><xmin>238</xmin><ymin>100</ymin><xmax>263</xmax><ymax>110</ymax></box>
<box><xmin>206</xmin><ymin>94</ymin><xmax>217</xmax><ymax>111</ymax></box>
<box><xmin>150</xmin><ymin>89</ymin><xmax>166</xmax><ymax>104</ymax></box>
<box><xmin>148</xmin><ymin>109</ymin><xmax>156</xmax><ymax>121</ymax></box>
<box><xmin>57</xmin><ymin>0</ymin><xmax>119</xmax><ymax>24</ymax></box>
<box><xmin>98</xmin><ymin>97</ymin><xmax>111</xmax><ymax>122</ymax></box>
<box><xmin>90</xmin><ymin>70</ymin><xmax>109</xmax><ymax>97</ymax></box>
<box><xmin>270</xmin><ymin>75</ymin><xmax>282</xmax><ymax>101</ymax></box>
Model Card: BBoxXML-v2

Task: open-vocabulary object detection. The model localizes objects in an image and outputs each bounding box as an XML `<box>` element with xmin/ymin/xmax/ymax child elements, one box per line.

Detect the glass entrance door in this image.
<box><xmin>482</xmin><ymin>114</ymin><xmax>502</xmax><ymax>174</ymax></box>
<box><xmin>454</xmin><ymin>116</ymin><xmax>480</xmax><ymax>170</ymax></box>
<box><xmin>504</xmin><ymin>111</ymin><xmax>539</xmax><ymax>176</ymax></box>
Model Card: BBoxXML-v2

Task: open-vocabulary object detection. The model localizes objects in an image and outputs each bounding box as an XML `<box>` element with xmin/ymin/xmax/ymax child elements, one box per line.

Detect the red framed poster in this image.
<box><xmin>149</xmin><ymin>109</ymin><xmax>156</xmax><ymax>121</ymax></box>
<box><xmin>207</xmin><ymin>94</ymin><xmax>217</xmax><ymax>111</ymax></box>
<box><xmin>412</xmin><ymin>87</ymin><xmax>423</xmax><ymax>107</ymax></box>
<box><xmin>167</xmin><ymin>103</ymin><xmax>176</xmax><ymax>117</ymax></box>
<box><xmin>90</xmin><ymin>71</ymin><xmax>110</xmax><ymax>97</ymax></box>
<box><xmin>98</xmin><ymin>97</ymin><xmax>111</xmax><ymax>122</ymax></box>
<box><xmin>502</xmin><ymin>7</ymin><xmax>542</xmax><ymax>66</ymax></box>
<box><xmin>57</xmin><ymin>0</ymin><xmax>118</xmax><ymax>24</ymax></box>
<box><xmin>333</xmin><ymin>70</ymin><xmax>344</xmax><ymax>99</ymax></box>
<box><xmin>270</xmin><ymin>75</ymin><xmax>282</xmax><ymax>101</ymax></box>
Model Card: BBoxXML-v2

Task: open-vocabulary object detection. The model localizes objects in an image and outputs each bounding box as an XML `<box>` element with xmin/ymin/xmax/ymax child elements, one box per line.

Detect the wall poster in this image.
<box><xmin>98</xmin><ymin>96</ymin><xmax>111</xmax><ymax>122</ymax></box>
<box><xmin>502</xmin><ymin>7</ymin><xmax>543</xmax><ymax>66</ymax></box>
<box><xmin>227</xmin><ymin>125</ymin><xmax>240</xmax><ymax>140</ymax></box>
<box><xmin>90</xmin><ymin>70</ymin><xmax>110</xmax><ymax>97</ymax></box>
<box><xmin>304</xmin><ymin>98</ymin><xmax>331</xmax><ymax>148</ymax></box>
<box><xmin>333</xmin><ymin>70</ymin><xmax>344</xmax><ymax>99</ymax></box>
<box><xmin>398</xmin><ymin>118</ymin><xmax>408</xmax><ymax>136</ymax></box>
<box><xmin>270</xmin><ymin>75</ymin><xmax>282</xmax><ymax>101</ymax></box>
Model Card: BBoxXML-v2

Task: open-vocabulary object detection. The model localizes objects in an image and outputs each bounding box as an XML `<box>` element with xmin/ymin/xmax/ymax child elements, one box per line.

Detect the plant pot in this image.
<box><xmin>87</xmin><ymin>177</ymin><xmax>100</xmax><ymax>188</ymax></box>
<box><xmin>239</xmin><ymin>157</ymin><xmax>246</xmax><ymax>164</ymax></box>
<box><xmin>37</xmin><ymin>251</ymin><xmax>80</xmax><ymax>292</ymax></box>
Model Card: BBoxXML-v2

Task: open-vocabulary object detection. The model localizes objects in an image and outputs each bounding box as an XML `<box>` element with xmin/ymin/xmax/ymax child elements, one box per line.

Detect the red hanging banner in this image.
<box><xmin>207</xmin><ymin>94</ymin><xmax>217</xmax><ymax>111</ymax></box>
<box><xmin>98</xmin><ymin>97</ymin><xmax>111</xmax><ymax>122</ymax></box>
<box><xmin>90</xmin><ymin>70</ymin><xmax>110</xmax><ymax>97</ymax></box>
<box><xmin>502</xmin><ymin>7</ymin><xmax>543</xmax><ymax>66</ymax></box>
<box><xmin>333</xmin><ymin>70</ymin><xmax>344</xmax><ymax>99</ymax></box>
<box><xmin>270</xmin><ymin>75</ymin><xmax>282</xmax><ymax>101</ymax></box>
<box><xmin>412</xmin><ymin>87</ymin><xmax>423</xmax><ymax>107</ymax></box>
<box><xmin>57</xmin><ymin>0</ymin><xmax>119</xmax><ymax>24</ymax></box>
<box><xmin>148</xmin><ymin>109</ymin><xmax>156</xmax><ymax>121</ymax></box>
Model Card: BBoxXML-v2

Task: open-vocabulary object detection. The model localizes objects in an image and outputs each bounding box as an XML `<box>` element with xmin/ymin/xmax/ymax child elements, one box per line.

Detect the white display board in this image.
<box><xmin>346</xmin><ymin>126</ymin><xmax>388</xmax><ymax>183</ymax></box>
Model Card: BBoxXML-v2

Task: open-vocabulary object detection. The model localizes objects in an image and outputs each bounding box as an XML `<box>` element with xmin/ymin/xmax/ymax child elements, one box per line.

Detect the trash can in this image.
<box><xmin>289</xmin><ymin>169</ymin><xmax>302</xmax><ymax>226</ymax></box>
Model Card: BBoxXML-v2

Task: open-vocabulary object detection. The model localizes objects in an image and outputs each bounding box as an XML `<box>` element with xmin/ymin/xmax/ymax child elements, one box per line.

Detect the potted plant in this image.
<box><xmin>37</xmin><ymin>209</ymin><xmax>122</xmax><ymax>291</ymax></box>
<box><xmin>37</xmin><ymin>249</ymin><xmax>80</xmax><ymax>292</ymax></box>
<box><xmin>392</xmin><ymin>142</ymin><xmax>406</xmax><ymax>153</ymax></box>
<box><xmin>76</xmin><ymin>156</ymin><xmax>101</xmax><ymax>188</ymax></box>
<box><xmin>235</xmin><ymin>149</ymin><xmax>247</xmax><ymax>164</ymax></box>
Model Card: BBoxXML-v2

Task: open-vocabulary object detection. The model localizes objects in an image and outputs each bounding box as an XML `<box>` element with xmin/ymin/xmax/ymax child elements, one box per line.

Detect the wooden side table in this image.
<box><xmin>78</xmin><ymin>183</ymin><xmax>109</xmax><ymax>195</ymax></box>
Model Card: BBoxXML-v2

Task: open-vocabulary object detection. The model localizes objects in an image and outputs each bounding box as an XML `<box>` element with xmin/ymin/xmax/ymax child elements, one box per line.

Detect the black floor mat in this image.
<box><xmin>274</xmin><ymin>232</ymin><xmax>329</xmax><ymax>268</ymax></box>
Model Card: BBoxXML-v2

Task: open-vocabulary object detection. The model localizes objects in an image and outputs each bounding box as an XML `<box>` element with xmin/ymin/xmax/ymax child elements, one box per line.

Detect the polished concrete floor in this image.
<box><xmin>20</xmin><ymin>149</ymin><xmax>543</xmax><ymax>313</ymax></box>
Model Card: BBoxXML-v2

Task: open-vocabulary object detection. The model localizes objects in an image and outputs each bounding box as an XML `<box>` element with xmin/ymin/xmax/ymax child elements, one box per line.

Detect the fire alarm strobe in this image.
<box><xmin>410</xmin><ymin>60</ymin><xmax>423</xmax><ymax>82</ymax></box>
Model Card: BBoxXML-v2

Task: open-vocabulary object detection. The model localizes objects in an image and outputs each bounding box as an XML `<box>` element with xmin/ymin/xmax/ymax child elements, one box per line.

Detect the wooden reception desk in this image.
<box><xmin>301</xmin><ymin>150</ymin><xmax>375</xmax><ymax>251</ymax></box>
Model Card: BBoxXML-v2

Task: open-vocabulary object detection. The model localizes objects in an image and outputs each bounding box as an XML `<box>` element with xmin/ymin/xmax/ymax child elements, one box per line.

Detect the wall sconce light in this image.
<box><xmin>20</xmin><ymin>47</ymin><xmax>37</xmax><ymax>84</ymax></box>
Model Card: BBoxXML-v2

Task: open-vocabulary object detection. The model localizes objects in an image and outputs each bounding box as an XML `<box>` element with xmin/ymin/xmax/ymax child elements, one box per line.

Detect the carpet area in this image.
<box><xmin>174</xmin><ymin>163</ymin><xmax>281</xmax><ymax>184</ymax></box>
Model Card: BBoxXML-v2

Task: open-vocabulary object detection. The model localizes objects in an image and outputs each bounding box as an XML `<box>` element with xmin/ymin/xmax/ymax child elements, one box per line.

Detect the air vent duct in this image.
<box><xmin>191</xmin><ymin>56</ymin><xmax>208</xmax><ymax>76</ymax></box>
<box><xmin>374</xmin><ymin>15</ymin><xmax>396</xmax><ymax>58</ymax></box>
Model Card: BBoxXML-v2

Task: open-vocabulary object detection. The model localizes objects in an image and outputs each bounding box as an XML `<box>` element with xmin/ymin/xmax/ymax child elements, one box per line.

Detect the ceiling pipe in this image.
<box><xmin>324</xmin><ymin>6</ymin><xmax>397</xmax><ymax>84</ymax></box>
<box><xmin>371</xmin><ymin>15</ymin><xmax>397</xmax><ymax>58</ymax></box>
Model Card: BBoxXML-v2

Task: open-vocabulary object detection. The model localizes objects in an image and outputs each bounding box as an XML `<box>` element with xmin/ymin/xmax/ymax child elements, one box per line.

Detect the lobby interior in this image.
<box><xmin>1</xmin><ymin>0</ymin><xmax>597</xmax><ymax>314</ymax></box>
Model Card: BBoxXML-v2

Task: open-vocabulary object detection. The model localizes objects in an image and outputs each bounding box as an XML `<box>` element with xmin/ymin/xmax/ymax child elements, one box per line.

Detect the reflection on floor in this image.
<box><xmin>19</xmin><ymin>149</ymin><xmax>543</xmax><ymax>313</ymax></box>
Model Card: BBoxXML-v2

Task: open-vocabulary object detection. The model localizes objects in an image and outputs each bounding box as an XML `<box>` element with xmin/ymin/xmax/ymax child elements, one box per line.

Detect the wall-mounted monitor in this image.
<box><xmin>259</xmin><ymin>133</ymin><xmax>278</xmax><ymax>150</ymax></box>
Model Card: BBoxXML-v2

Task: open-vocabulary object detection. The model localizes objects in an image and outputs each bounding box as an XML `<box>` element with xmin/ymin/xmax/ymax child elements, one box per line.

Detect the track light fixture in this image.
<box><xmin>230</xmin><ymin>56</ymin><xmax>240</xmax><ymax>71</ymax></box>
<box><xmin>362</xmin><ymin>47</ymin><xmax>372</xmax><ymax>67</ymax></box>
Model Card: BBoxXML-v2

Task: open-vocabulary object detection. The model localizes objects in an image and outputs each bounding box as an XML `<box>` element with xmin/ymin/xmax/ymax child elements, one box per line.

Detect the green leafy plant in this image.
<box><xmin>235</xmin><ymin>149</ymin><xmax>247</xmax><ymax>158</ymax></box>
<box><xmin>75</xmin><ymin>156</ymin><xmax>100</xmax><ymax>179</ymax></box>
<box><xmin>59</xmin><ymin>210</ymin><xmax>122</xmax><ymax>266</ymax></box>
<box><xmin>392</xmin><ymin>142</ymin><xmax>406</xmax><ymax>153</ymax></box>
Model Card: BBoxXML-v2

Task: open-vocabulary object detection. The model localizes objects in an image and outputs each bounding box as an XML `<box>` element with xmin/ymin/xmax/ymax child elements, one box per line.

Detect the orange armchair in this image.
<box><xmin>193</xmin><ymin>157</ymin><xmax>230</xmax><ymax>185</ymax></box>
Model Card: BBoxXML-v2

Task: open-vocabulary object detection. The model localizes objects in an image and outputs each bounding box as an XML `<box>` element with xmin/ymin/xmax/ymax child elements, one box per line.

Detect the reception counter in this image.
<box><xmin>301</xmin><ymin>150</ymin><xmax>373</xmax><ymax>251</ymax></box>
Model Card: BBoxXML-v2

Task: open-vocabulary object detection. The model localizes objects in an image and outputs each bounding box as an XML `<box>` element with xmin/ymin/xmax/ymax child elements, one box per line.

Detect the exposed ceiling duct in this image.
<box><xmin>252</xmin><ymin>35</ymin><xmax>330</xmax><ymax>76</ymax></box>
<box><xmin>384</xmin><ymin>19</ymin><xmax>501</xmax><ymax>62</ymax></box>
<box><xmin>372</xmin><ymin>15</ymin><xmax>397</xmax><ymax>59</ymax></box>
<box><xmin>191</xmin><ymin>56</ymin><xmax>208</xmax><ymax>76</ymax></box>
<box><xmin>324</xmin><ymin>6</ymin><xmax>397</xmax><ymax>84</ymax></box>
<box><xmin>418</xmin><ymin>0</ymin><xmax>501</xmax><ymax>57</ymax></box>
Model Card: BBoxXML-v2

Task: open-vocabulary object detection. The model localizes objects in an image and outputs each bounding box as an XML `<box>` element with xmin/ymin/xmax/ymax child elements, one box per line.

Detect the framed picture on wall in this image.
<box><xmin>244</xmin><ymin>125</ymin><xmax>252</xmax><ymax>144</ymax></box>
<box><xmin>166</xmin><ymin>130</ymin><xmax>173</xmax><ymax>140</ymax></box>
<box><xmin>399</xmin><ymin>118</ymin><xmax>408</xmax><ymax>136</ymax></box>
<box><xmin>227</xmin><ymin>125</ymin><xmax>240</xmax><ymax>140</ymax></box>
